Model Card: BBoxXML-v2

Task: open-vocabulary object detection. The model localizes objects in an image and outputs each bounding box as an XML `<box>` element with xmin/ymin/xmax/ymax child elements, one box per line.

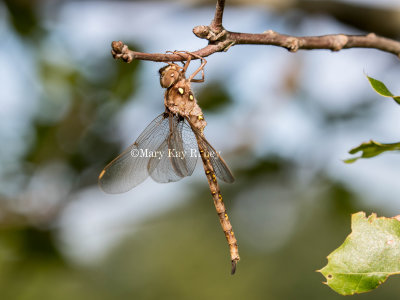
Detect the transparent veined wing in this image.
<box><xmin>149</xmin><ymin>115</ymin><xmax>198</xmax><ymax>183</ymax></box>
<box><xmin>190</xmin><ymin>125</ymin><xmax>235</xmax><ymax>184</ymax></box>
<box><xmin>149</xmin><ymin>139</ymin><xmax>185</xmax><ymax>183</ymax></box>
<box><xmin>98</xmin><ymin>113</ymin><xmax>170</xmax><ymax>194</ymax></box>
<box><xmin>180</xmin><ymin>118</ymin><xmax>198</xmax><ymax>176</ymax></box>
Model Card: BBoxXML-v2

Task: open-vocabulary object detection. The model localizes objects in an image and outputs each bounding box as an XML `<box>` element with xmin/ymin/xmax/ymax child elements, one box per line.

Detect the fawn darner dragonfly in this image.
<box><xmin>98</xmin><ymin>52</ymin><xmax>240</xmax><ymax>274</ymax></box>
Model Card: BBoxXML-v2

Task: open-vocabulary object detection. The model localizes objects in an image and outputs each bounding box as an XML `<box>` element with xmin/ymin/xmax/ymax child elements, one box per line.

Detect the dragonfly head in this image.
<box><xmin>159</xmin><ymin>63</ymin><xmax>182</xmax><ymax>88</ymax></box>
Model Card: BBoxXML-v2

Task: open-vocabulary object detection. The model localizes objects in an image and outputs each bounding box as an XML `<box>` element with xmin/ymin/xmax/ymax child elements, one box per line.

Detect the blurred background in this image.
<box><xmin>1</xmin><ymin>0</ymin><xmax>400</xmax><ymax>299</ymax></box>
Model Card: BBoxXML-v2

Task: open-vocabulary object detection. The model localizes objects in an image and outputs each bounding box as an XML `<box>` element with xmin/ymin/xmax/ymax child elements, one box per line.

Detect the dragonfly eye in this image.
<box><xmin>159</xmin><ymin>66</ymin><xmax>180</xmax><ymax>88</ymax></box>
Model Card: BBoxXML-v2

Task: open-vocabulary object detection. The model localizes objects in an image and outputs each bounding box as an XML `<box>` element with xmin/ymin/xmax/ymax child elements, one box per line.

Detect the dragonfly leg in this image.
<box><xmin>166</xmin><ymin>50</ymin><xmax>192</xmax><ymax>73</ymax></box>
<box><xmin>165</xmin><ymin>50</ymin><xmax>185</xmax><ymax>71</ymax></box>
<box><xmin>186</xmin><ymin>52</ymin><xmax>207</xmax><ymax>83</ymax></box>
<box><xmin>169</xmin><ymin>50</ymin><xmax>207</xmax><ymax>82</ymax></box>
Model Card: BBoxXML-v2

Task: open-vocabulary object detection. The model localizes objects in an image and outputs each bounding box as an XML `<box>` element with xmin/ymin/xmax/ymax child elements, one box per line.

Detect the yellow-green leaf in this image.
<box><xmin>367</xmin><ymin>76</ymin><xmax>400</xmax><ymax>105</ymax></box>
<box><xmin>319</xmin><ymin>212</ymin><xmax>400</xmax><ymax>295</ymax></box>
<box><xmin>344</xmin><ymin>140</ymin><xmax>400</xmax><ymax>163</ymax></box>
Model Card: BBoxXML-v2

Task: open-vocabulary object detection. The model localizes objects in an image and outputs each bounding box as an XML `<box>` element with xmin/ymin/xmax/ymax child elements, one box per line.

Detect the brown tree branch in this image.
<box><xmin>112</xmin><ymin>29</ymin><xmax>400</xmax><ymax>63</ymax></box>
<box><xmin>111</xmin><ymin>0</ymin><xmax>400</xmax><ymax>63</ymax></box>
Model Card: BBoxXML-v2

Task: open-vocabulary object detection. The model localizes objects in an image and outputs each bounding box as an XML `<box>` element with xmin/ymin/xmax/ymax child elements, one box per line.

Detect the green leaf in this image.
<box><xmin>344</xmin><ymin>140</ymin><xmax>400</xmax><ymax>163</ymax></box>
<box><xmin>319</xmin><ymin>212</ymin><xmax>400</xmax><ymax>295</ymax></box>
<box><xmin>366</xmin><ymin>76</ymin><xmax>400</xmax><ymax>105</ymax></box>
<box><xmin>345</xmin><ymin>77</ymin><xmax>400</xmax><ymax>163</ymax></box>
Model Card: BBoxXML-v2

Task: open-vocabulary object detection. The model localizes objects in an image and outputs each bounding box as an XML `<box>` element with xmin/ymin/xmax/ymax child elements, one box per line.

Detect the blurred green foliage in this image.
<box><xmin>3</xmin><ymin>0</ymin><xmax>42</xmax><ymax>37</ymax></box>
<box><xmin>1</xmin><ymin>169</ymin><xmax>399</xmax><ymax>299</ymax></box>
<box><xmin>197</xmin><ymin>81</ymin><xmax>233</xmax><ymax>112</ymax></box>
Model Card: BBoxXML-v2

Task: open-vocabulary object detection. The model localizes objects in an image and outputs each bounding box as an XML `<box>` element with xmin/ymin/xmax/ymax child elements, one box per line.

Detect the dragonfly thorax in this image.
<box><xmin>162</xmin><ymin>77</ymin><xmax>206</xmax><ymax>131</ymax></box>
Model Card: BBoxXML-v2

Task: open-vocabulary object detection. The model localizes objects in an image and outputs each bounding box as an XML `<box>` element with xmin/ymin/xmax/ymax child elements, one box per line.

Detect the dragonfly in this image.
<box><xmin>98</xmin><ymin>52</ymin><xmax>240</xmax><ymax>274</ymax></box>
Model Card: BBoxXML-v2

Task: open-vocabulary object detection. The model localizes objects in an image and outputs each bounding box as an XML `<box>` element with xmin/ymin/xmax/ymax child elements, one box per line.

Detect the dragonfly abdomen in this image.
<box><xmin>197</xmin><ymin>142</ymin><xmax>240</xmax><ymax>274</ymax></box>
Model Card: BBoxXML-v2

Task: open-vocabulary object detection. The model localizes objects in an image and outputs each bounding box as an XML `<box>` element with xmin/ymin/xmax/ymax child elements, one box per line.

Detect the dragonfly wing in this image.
<box><xmin>99</xmin><ymin>113</ymin><xmax>170</xmax><ymax>194</ymax></box>
<box><xmin>180</xmin><ymin>118</ymin><xmax>198</xmax><ymax>176</ymax></box>
<box><xmin>149</xmin><ymin>138</ymin><xmax>186</xmax><ymax>183</ymax></box>
<box><xmin>149</xmin><ymin>115</ymin><xmax>197</xmax><ymax>183</ymax></box>
<box><xmin>168</xmin><ymin>115</ymin><xmax>189</xmax><ymax>177</ymax></box>
<box><xmin>195</xmin><ymin>131</ymin><xmax>235</xmax><ymax>184</ymax></box>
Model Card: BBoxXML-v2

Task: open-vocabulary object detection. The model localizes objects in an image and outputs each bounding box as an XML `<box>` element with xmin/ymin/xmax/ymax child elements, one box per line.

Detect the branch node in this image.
<box><xmin>285</xmin><ymin>37</ymin><xmax>299</xmax><ymax>52</ymax></box>
<box><xmin>193</xmin><ymin>25</ymin><xmax>211</xmax><ymax>39</ymax></box>
<box><xmin>332</xmin><ymin>34</ymin><xmax>348</xmax><ymax>51</ymax></box>
<box><xmin>122</xmin><ymin>53</ymin><xmax>133</xmax><ymax>63</ymax></box>
<box><xmin>193</xmin><ymin>25</ymin><xmax>227</xmax><ymax>42</ymax></box>
<box><xmin>262</xmin><ymin>29</ymin><xmax>276</xmax><ymax>36</ymax></box>
<box><xmin>212</xmin><ymin>29</ymin><xmax>227</xmax><ymax>42</ymax></box>
<box><xmin>111</xmin><ymin>41</ymin><xmax>133</xmax><ymax>63</ymax></box>
<box><xmin>367</xmin><ymin>32</ymin><xmax>377</xmax><ymax>39</ymax></box>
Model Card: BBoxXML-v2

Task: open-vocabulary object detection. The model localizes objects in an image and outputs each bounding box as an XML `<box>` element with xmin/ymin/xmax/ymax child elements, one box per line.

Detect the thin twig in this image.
<box><xmin>210</xmin><ymin>0</ymin><xmax>225</xmax><ymax>32</ymax></box>
<box><xmin>111</xmin><ymin>40</ymin><xmax>229</xmax><ymax>63</ymax></box>
<box><xmin>226</xmin><ymin>30</ymin><xmax>400</xmax><ymax>55</ymax></box>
